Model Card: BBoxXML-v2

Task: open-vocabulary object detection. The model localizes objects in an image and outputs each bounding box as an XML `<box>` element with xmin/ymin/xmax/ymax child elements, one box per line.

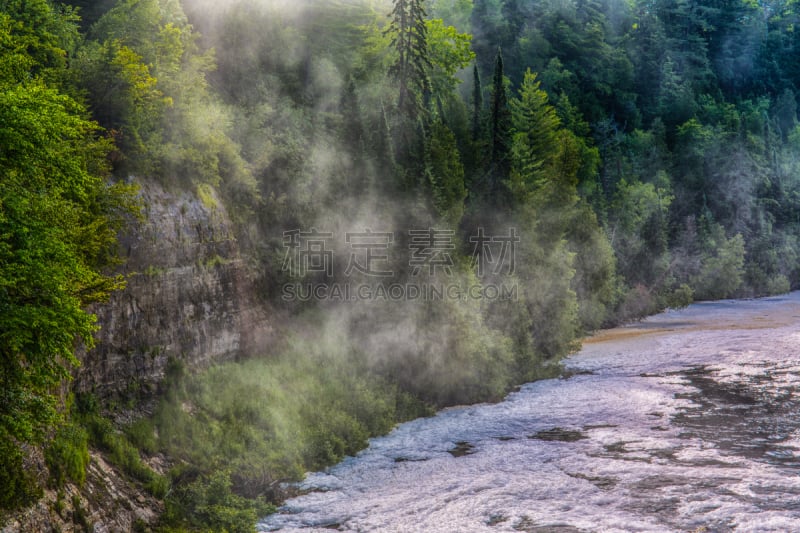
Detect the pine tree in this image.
<box><xmin>510</xmin><ymin>69</ymin><xmax>561</xmax><ymax>183</ymax></box>
<box><xmin>428</xmin><ymin>120</ymin><xmax>467</xmax><ymax>224</ymax></box>
<box><xmin>340</xmin><ymin>75</ymin><xmax>368</xmax><ymax>194</ymax></box>
<box><xmin>386</xmin><ymin>0</ymin><xmax>431</xmax><ymax>122</ymax></box>
<box><xmin>489</xmin><ymin>48</ymin><xmax>512</xmax><ymax>192</ymax></box>
<box><xmin>374</xmin><ymin>104</ymin><xmax>398</xmax><ymax>191</ymax></box>
<box><xmin>471</xmin><ymin>63</ymin><xmax>483</xmax><ymax>141</ymax></box>
<box><xmin>340</xmin><ymin>74</ymin><xmax>364</xmax><ymax>155</ymax></box>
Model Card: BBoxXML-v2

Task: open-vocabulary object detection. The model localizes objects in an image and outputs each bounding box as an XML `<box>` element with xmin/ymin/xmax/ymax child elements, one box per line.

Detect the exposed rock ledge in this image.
<box><xmin>76</xmin><ymin>178</ymin><xmax>273</xmax><ymax>397</ymax></box>
<box><xmin>1</xmin><ymin>451</ymin><xmax>162</xmax><ymax>533</ymax></box>
<box><xmin>2</xmin><ymin>179</ymin><xmax>275</xmax><ymax>532</ymax></box>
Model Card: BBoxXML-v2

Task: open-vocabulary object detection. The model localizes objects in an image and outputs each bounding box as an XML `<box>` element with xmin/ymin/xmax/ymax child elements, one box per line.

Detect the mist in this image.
<box><xmin>7</xmin><ymin>0</ymin><xmax>800</xmax><ymax>530</ymax></box>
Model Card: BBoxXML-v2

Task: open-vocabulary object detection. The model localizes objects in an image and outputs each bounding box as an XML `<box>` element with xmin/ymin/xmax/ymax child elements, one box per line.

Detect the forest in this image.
<box><xmin>2</xmin><ymin>0</ymin><xmax>800</xmax><ymax>530</ymax></box>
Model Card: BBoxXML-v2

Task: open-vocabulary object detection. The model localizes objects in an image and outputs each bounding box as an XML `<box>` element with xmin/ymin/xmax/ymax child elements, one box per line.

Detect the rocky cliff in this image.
<box><xmin>1</xmin><ymin>179</ymin><xmax>276</xmax><ymax>532</ymax></box>
<box><xmin>76</xmin><ymin>178</ymin><xmax>272</xmax><ymax>397</ymax></box>
<box><xmin>1</xmin><ymin>450</ymin><xmax>162</xmax><ymax>533</ymax></box>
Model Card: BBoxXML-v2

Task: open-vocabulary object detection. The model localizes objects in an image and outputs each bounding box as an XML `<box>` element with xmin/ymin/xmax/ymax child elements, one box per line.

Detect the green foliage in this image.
<box><xmin>427</xmin><ymin>121</ymin><xmax>467</xmax><ymax>223</ymax></box>
<box><xmin>511</xmin><ymin>204</ymin><xmax>581</xmax><ymax>359</ymax></box>
<box><xmin>387</xmin><ymin>0</ymin><xmax>432</xmax><ymax>121</ymax></box>
<box><xmin>428</xmin><ymin>0</ymin><xmax>474</xmax><ymax>32</ymax></box>
<box><xmin>666</xmin><ymin>284</ymin><xmax>694</xmax><ymax>309</ymax></box>
<box><xmin>72</xmin><ymin>494</ymin><xmax>91</xmax><ymax>531</ymax></box>
<box><xmin>426</xmin><ymin>18</ymin><xmax>475</xmax><ymax>106</ymax></box>
<box><xmin>0</xmin><ymin>437</ymin><xmax>41</xmax><ymax>510</ymax></box>
<box><xmin>694</xmin><ymin>233</ymin><xmax>746</xmax><ymax>300</ymax></box>
<box><xmin>74</xmin><ymin>394</ymin><xmax>167</xmax><ymax>499</ymax></box>
<box><xmin>509</xmin><ymin>70</ymin><xmax>562</xmax><ymax>194</ymax></box>
<box><xmin>609</xmin><ymin>178</ymin><xmax>672</xmax><ymax>289</ymax></box>
<box><xmin>554</xmin><ymin>93</ymin><xmax>601</xmax><ymax>190</ymax></box>
<box><xmin>77</xmin><ymin>39</ymin><xmax>170</xmax><ymax>165</ymax></box>
<box><xmin>566</xmin><ymin>202</ymin><xmax>620</xmax><ymax>330</ymax></box>
<box><xmin>0</xmin><ymin>0</ymin><xmax>80</xmax><ymax>86</ymax></box>
<box><xmin>0</xmin><ymin>2</ymin><xmax>137</xmax><ymax>511</ymax></box>
<box><xmin>45</xmin><ymin>421</ymin><xmax>90</xmax><ymax>488</ymax></box>
<box><xmin>363</xmin><ymin>293</ymin><xmax>518</xmax><ymax>405</ymax></box>
<box><xmin>658</xmin><ymin>55</ymin><xmax>697</xmax><ymax>128</ymax></box>
<box><xmin>163</xmin><ymin>470</ymin><xmax>269</xmax><ymax>533</ymax></box>
<box><xmin>0</xmin><ymin>79</ymin><xmax>133</xmax><ymax>448</ymax></box>
<box><xmin>488</xmin><ymin>48</ymin><xmax>511</xmax><ymax>185</ymax></box>
<box><xmin>137</xmin><ymin>345</ymin><xmax>431</xmax><ymax>528</ymax></box>
<box><xmin>124</xmin><ymin>418</ymin><xmax>158</xmax><ymax>456</ymax></box>
<box><xmin>76</xmin><ymin>0</ymin><xmax>257</xmax><ymax>201</ymax></box>
<box><xmin>471</xmin><ymin>63</ymin><xmax>484</xmax><ymax>140</ymax></box>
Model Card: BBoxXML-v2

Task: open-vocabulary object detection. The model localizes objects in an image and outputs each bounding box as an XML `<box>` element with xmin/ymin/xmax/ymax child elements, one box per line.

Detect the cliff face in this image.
<box><xmin>3</xmin><ymin>180</ymin><xmax>276</xmax><ymax>532</ymax></box>
<box><xmin>75</xmin><ymin>179</ymin><xmax>272</xmax><ymax>396</ymax></box>
<box><xmin>1</xmin><ymin>451</ymin><xmax>162</xmax><ymax>533</ymax></box>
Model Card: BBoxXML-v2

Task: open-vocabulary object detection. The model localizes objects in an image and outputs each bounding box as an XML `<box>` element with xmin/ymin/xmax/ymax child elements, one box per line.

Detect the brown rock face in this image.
<box><xmin>2</xmin><ymin>179</ymin><xmax>277</xmax><ymax>533</ymax></box>
<box><xmin>75</xmin><ymin>179</ymin><xmax>272</xmax><ymax>396</ymax></box>
<box><xmin>0</xmin><ymin>451</ymin><xmax>163</xmax><ymax>533</ymax></box>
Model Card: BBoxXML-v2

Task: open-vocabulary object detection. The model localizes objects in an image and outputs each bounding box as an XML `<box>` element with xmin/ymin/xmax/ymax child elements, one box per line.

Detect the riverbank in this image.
<box><xmin>6</xmin><ymin>295</ymin><xmax>795</xmax><ymax>533</ymax></box>
<box><xmin>261</xmin><ymin>293</ymin><xmax>800</xmax><ymax>532</ymax></box>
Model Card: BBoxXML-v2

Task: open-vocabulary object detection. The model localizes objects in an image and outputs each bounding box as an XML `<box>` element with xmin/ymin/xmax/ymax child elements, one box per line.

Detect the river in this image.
<box><xmin>259</xmin><ymin>293</ymin><xmax>800</xmax><ymax>532</ymax></box>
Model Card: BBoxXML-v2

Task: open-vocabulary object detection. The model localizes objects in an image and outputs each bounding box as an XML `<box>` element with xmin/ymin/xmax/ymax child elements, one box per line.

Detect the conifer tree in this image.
<box><xmin>427</xmin><ymin>120</ymin><xmax>467</xmax><ymax>224</ymax></box>
<box><xmin>489</xmin><ymin>48</ymin><xmax>512</xmax><ymax>193</ymax></box>
<box><xmin>341</xmin><ymin>75</ymin><xmax>364</xmax><ymax>152</ymax></box>
<box><xmin>374</xmin><ymin>104</ymin><xmax>399</xmax><ymax>190</ymax></box>
<box><xmin>510</xmin><ymin>69</ymin><xmax>561</xmax><ymax>185</ymax></box>
<box><xmin>340</xmin><ymin>75</ymin><xmax>368</xmax><ymax>194</ymax></box>
<box><xmin>386</xmin><ymin>0</ymin><xmax>431</xmax><ymax>122</ymax></box>
<box><xmin>471</xmin><ymin>63</ymin><xmax>483</xmax><ymax>141</ymax></box>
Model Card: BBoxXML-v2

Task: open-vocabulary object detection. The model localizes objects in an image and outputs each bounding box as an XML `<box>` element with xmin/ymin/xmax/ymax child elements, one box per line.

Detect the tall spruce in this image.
<box><xmin>386</xmin><ymin>0</ymin><xmax>432</xmax><ymax>122</ymax></box>
<box><xmin>340</xmin><ymin>75</ymin><xmax>368</xmax><ymax>194</ymax></box>
<box><xmin>471</xmin><ymin>63</ymin><xmax>483</xmax><ymax>141</ymax></box>
<box><xmin>489</xmin><ymin>48</ymin><xmax>512</xmax><ymax>192</ymax></box>
<box><xmin>510</xmin><ymin>70</ymin><xmax>561</xmax><ymax>187</ymax></box>
<box><xmin>341</xmin><ymin>75</ymin><xmax>364</xmax><ymax>151</ymax></box>
<box><xmin>375</xmin><ymin>104</ymin><xmax>398</xmax><ymax>189</ymax></box>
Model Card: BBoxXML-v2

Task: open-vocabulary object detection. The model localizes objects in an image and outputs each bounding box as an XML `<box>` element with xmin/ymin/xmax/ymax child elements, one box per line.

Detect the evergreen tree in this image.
<box><xmin>653</xmin><ymin>0</ymin><xmax>715</xmax><ymax>93</ymax></box>
<box><xmin>374</xmin><ymin>104</ymin><xmax>399</xmax><ymax>191</ymax></box>
<box><xmin>628</xmin><ymin>7</ymin><xmax>666</xmax><ymax>124</ymax></box>
<box><xmin>340</xmin><ymin>75</ymin><xmax>368</xmax><ymax>195</ymax></box>
<box><xmin>488</xmin><ymin>48</ymin><xmax>512</xmax><ymax>194</ymax></box>
<box><xmin>498</xmin><ymin>0</ymin><xmax>524</xmax><ymax>75</ymax></box>
<box><xmin>510</xmin><ymin>69</ymin><xmax>561</xmax><ymax>186</ymax></box>
<box><xmin>386</xmin><ymin>0</ymin><xmax>432</xmax><ymax>122</ymax></box>
<box><xmin>340</xmin><ymin>75</ymin><xmax>365</xmax><ymax>155</ymax></box>
<box><xmin>471</xmin><ymin>63</ymin><xmax>484</xmax><ymax>141</ymax></box>
<box><xmin>427</xmin><ymin>120</ymin><xmax>467</xmax><ymax>224</ymax></box>
<box><xmin>509</xmin><ymin>70</ymin><xmax>583</xmax><ymax>209</ymax></box>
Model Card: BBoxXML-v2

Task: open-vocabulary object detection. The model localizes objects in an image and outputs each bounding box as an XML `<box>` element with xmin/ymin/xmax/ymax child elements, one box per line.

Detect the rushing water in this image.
<box><xmin>260</xmin><ymin>294</ymin><xmax>800</xmax><ymax>532</ymax></box>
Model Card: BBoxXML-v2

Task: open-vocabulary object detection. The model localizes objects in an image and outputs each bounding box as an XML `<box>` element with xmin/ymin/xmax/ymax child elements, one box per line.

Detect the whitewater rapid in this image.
<box><xmin>260</xmin><ymin>294</ymin><xmax>800</xmax><ymax>532</ymax></box>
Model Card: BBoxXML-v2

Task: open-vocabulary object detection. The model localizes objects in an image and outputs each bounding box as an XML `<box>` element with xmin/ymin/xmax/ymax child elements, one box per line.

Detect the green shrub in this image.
<box><xmin>146</xmin><ymin>474</ymin><xmax>170</xmax><ymax>499</ymax></box>
<box><xmin>163</xmin><ymin>470</ymin><xmax>271</xmax><ymax>533</ymax></box>
<box><xmin>0</xmin><ymin>435</ymin><xmax>41</xmax><ymax>510</ymax></box>
<box><xmin>45</xmin><ymin>422</ymin><xmax>90</xmax><ymax>487</ymax></box>
<box><xmin>124</xmin><ymin>419</ymin><xmax>158</xmax><ymax>456</ymax></box>
<box><xmin>54</xmin><ymin>490</ymin><xmax>66</xmax><ymax>516</ymax></box>
<box><xmin>73</xmin><ymin>393</ymin><xmax>165</xmax><ymax>498</ymax></box>
<box><xmin>665</xmin><ymin>283</ymin><xmax>694</xmax><ymax>309</ymax></box>
<box><xmin>72</xmin><ymin>494</ymin><xmax>91</xmax><ymax>530</ymax></box>
<box><xmin>147</xmin><ymin>347</ymin><xmax>432</xmax><ymax>528</ymax></box>
<box><xmin>694</xmin><ymin>234</ymin><xmax>745</xmax><ymax>300</ymax></box>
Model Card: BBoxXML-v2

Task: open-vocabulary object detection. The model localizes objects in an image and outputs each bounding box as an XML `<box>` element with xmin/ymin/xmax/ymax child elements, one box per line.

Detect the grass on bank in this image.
<box><xmin>52</xmin><ymin>338</ymin><xmax>432</xmax><ymax>533</ymax></box>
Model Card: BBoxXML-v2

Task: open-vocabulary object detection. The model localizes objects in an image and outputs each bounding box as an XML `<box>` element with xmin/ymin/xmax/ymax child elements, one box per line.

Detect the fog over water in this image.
<box><xmin>261</xmin><ymin>293</ymin><xmax>800</xmax><ymax>532</ymax></box>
